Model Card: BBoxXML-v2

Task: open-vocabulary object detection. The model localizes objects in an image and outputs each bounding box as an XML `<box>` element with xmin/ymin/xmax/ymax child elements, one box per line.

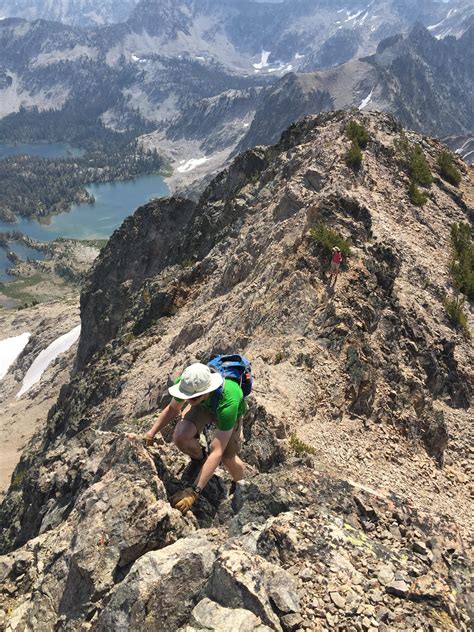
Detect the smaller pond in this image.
<box><xmin>0</xmin><ymin>142</ymin><xmax>85</xmax><ymax>160</ymax></box>
<box><xmin>0</xmin><ymin>244</ymin><xmax>45</xmax><ymax>283</ymax></box>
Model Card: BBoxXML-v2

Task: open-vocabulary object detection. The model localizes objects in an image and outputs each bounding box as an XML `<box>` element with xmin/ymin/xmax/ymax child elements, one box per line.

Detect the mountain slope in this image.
<box><xmin>0</xmin><ymin>111</ymin><xmax>472</xmax><ymax>630</ymax></box>
<box><xmin>0</xmin><ymin>0</ymin><xmax>140</xmax><ymax>26</ymax></box>
<box><xmin>1</xmin><ymin>0</ymin><xmax>472</xmax><ymax>64</ymax></box>
<box><xmin>237</xmin><ymin>24</ymin><xmax>474</xmax><ymax>156</ymax></box>
<box><xmin>235</xmin><ymin>72</ymin><xmax>333</xmax><ymax>154</ymax></box>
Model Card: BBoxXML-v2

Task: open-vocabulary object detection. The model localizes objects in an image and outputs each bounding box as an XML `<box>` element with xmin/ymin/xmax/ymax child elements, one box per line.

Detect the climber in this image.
<box><xmin>144</xmin><ymin>362</ymin><xmax>247</xmax><ymax>515</ymax></box>
<box><xmin>330</xmin><ymin>246</ymin><xmax>343</xmax><ymax>282</ymax></box>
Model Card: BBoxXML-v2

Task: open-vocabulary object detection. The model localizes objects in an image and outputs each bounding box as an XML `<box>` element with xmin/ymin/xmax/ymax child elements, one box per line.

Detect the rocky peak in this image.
<box><xmin>363</xmin><ymin>25</ymin><xmax>473</xmax><ymax>137</ymax></box>
<box><xmin>128</xmin><ymin>0</ymin><xmax>193</xmax><ymax>38</ymax></box>
<box><xmin>236</xmin><ymin>72</ymin><xmax>333</xmax><ymax>153</ymax></box>
<box><xmin>0</xmin><ymin>111</ymin><xmax>472</xmax><ymax>630</ymax></box>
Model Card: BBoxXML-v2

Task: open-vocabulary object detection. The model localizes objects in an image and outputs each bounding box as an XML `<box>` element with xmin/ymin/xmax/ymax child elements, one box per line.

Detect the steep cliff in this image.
<box><xmin>0</xmin><ymin>111</ymin><xmax>472</xmax><ymax>631</ymax></box>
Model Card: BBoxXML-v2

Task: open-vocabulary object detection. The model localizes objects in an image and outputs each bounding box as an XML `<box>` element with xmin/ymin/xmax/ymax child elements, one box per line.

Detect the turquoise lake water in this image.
<box><xmin>0</xmin><ymin>144</ymin><xmax>169</xmax><ymax>282</ymax></box>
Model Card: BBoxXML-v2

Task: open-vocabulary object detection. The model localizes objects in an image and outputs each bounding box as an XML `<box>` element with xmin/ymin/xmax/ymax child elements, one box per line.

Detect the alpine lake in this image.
<box><xmin>0</xmin><ymin>143</ymin><xmax>169</xmax><ymax>282</ymax></box>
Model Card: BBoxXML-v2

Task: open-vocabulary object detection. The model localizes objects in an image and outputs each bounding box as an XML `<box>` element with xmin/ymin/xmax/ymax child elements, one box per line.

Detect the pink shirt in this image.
<box><xmin>332</xmin><ymin>252</ymin><xmax>342</xmax><ymax>264</ymax></box>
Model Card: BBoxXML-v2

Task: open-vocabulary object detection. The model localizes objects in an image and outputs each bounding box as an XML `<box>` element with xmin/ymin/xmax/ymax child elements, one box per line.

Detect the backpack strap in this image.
<box><xmin>210</xmin><ymin>383</ymin><xmax>224</xmax><ymax>416</ymax></box>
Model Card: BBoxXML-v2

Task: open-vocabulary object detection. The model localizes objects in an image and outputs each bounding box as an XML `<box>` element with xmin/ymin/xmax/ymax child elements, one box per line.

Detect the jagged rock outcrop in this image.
<box><xmin>236</xmin><ymin>73</ymin><xmax>333</xmax><ymax>154</ymax></box>
<box><xmin>363</xmin><ymin>23</ymin><xmax>474</xmax><ymax>137</ymax></box>
<box><xmin>0</xmin><ymin>111</ymin><xmax>472</xmax><ymax>630</ymax></box>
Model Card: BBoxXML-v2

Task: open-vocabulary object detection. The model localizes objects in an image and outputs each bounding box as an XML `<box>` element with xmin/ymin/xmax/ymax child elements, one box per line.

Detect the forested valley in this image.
<box><xmin>0</xmin><ymin>107</ymin><xmax>164</xmax><ymax>222</ymax></box>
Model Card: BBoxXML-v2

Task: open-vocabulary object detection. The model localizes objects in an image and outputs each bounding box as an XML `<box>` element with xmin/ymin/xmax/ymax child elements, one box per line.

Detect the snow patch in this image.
<box><xmin>359</xmin><ymin>88</ymin><xmax>374</xmax><ymax>110</ymax></box>
<box><xmin>346</xmin><ymin>10</ymin><xmax>364</xmax><ymax>21</ymax></box>
<box><xmin>268</xmin><ymin>63</ymin><xmax>292</xmax><ymax>73</ymax></box>
<box><xmin>16</xmin><ymin>325</ymin><xmax>81</xmax><ymax>398</ymax></box>
<box><xmin>428</xmin><ymin>19</ymin><xmax>445</xmax><ymax>30</ymax></box>
<box><xmin>177</xmin><ymin>158</ymin><xmax>209</xmax><ymax>173</ymax></box>
<box><xmin>295</xmin><ymin>53</ymin><xmax>305</xmax><ymax>59</ymax></box>
<box><xmin>253</xmin><ymin>50</ymin><xmax>271</xmax><ymax>70</ymax></box>
<box><xmin>0</xmin><ymin>333</ymin><xmax>31</xmax><ymax>381</ymax></box>
<box><xmin>456</xmin><ymin>138</ymin><xmax>474</xmax><ymax>153</ymax></box>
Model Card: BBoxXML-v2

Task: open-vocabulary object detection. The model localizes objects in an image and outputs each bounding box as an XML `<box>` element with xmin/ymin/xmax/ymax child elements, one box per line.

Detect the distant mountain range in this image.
<box><xmin>0</xmin><ymin>0</ymin><xmax>140</xmax><ymax>26</ymax></box>
<box><xmin>236</xmin><ymin>23</ymin><xmax>474</xmax><ymax>153</ymax></box>
<box><xmin>0</xmin><ymin>0</ymin><xmax>472</xmax><ymax>184</ymax></box>
<box><xmin>1</xmin><ymin>0</ymin><xmax>472</xmax><ymax>69</ymax></box>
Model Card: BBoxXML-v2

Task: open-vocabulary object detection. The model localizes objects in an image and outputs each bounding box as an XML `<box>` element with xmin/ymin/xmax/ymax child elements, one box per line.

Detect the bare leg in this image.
<box><xmin>221</xmin><ymin>454</ymin><xmax>245</xmax><ymax>481</ymax></box>
<box><xmin>173</xmin><ymin>419</ymin><xmax>203</xmax><ymax>460</ymax></box>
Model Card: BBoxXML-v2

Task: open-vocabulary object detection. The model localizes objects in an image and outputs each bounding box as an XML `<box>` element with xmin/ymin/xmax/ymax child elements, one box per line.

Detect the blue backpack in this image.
<box><xmin>207</xmin><ymin>354</ymin><xmax>253</xmax><ymax>414</ymax></box>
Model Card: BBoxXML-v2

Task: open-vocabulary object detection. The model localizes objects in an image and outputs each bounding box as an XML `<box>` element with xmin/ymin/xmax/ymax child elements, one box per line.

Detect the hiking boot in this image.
<box><xmin>181</xmin><ymin>449</ymin><xmax>207</xmax><ymax>483</ymax></box>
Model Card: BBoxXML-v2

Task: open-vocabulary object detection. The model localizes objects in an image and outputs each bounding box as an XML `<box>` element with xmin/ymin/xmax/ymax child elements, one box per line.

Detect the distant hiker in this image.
<box><xmin>330</xmin><ymin>246</ymin><xmax>343</xmax><ymax>281</ymax></box>
<box><xmin>144</xmin><ymin>362</ymin><xmax>247</xmax><ymax>515</ymax></box>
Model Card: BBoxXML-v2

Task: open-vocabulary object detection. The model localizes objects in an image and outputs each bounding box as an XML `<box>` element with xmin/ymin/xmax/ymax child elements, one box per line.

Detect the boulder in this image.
<box><xmin>96</xmin><ymin>536</ymin><xmax>217</xmax><ymax>631</ymax></box>
<box><xmin>179</xmin><ymin>597</ymin><xmax>272</xmax><ymax>631</ymax></box>
<box><xmin>207</xmin><ymin>549</ymin><xmax>300</xmax><ymax>631</ymax></box>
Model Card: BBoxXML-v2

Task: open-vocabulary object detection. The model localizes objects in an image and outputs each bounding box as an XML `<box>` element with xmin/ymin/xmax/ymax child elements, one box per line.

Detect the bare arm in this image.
<box><xmin>146</xmin><ymin>398</ymin><xmax>184</xmax><ymax>440</ymax></box>
<box><xmin>194</xmin><ymin>428</ymin><xmax>232</xmax><ymax>490</ymax></box>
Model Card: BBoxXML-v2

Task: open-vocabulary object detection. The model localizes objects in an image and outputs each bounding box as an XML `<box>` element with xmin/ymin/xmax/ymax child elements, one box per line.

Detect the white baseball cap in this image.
<box><xmin>168</xmin><ymin>363</ymin><xmax>223</xmax><ymax>400</ymax></box>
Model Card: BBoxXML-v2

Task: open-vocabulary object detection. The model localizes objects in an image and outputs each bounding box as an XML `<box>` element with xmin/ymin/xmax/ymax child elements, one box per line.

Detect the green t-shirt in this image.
<box><xmin>174</xmin><ymin>377</ymin><xmax>246</xmax><ymax>431</ymax></box>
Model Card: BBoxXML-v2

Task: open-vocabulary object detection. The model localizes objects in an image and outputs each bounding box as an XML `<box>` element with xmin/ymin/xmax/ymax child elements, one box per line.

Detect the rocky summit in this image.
<box><xmin>0</xmin><ymin>111</ymin><xmax>472</xmax><ymax>631</ymax></box>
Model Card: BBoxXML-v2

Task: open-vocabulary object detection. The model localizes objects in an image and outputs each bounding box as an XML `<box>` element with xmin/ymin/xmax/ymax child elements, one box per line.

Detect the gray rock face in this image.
<box><xmin>364</xmin><ymin>24</ymin><xmax>474</xmax><ymax>137</ymax></box>
<box><xmin>96</xmin><ymin>536</ymin><xmax>217</xmax><ymax>631</ymax></box>
<box><xmin>179</xmin><ymin>597</ymin><xmax>273</xmax><ymax>632</ymax></box>
<box><xmin>236</xmin><ymin>73</ymin><xmax>334</xmax><ymax>154</ymax></box>
<box><xmin>166</xmin><ymin>88</ymin><xmax>261</xmax><ymax>155</ymax></box>
<box><xmin>302</xmin><ymin>28</ymin><xmax>361</xmax><ymax>71</ymax></box>
<box><xmin>208</xmin><ymin>550</ymin><xmax>300</xmax><ymax>630</ymax></box>
<box><xmin>76</xmin><ymin>197</ymin><xmax>196</xmax><ymax>368</ymax></box>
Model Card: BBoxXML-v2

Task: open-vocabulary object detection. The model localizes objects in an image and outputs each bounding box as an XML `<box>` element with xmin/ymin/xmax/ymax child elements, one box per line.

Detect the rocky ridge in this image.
<box><xmin>237</xmin><ymin>25</ymin><xmax>474</xmax><ymax>156</ymax></box>
<box><xmin>0</xmin><ymin>111</ymin><xmax>472</xmax><ymax>630</ymax></box>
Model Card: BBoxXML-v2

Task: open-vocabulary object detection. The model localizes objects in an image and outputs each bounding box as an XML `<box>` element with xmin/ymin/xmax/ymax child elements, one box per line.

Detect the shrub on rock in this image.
<box><xmin>438</xmin><ymin>151</ymin><xmax>461</xmax><ymax>186</ymax></box>
<box><xmin>310</xmin><ymin>223</ymin><xmax>351</xmax><ymax>262</ymax></box>
<box><xmin>346</xmin><ymin>140</ymin><xmax>362</xmax><ymax>169</ymax></box>
<box><xmin>346</xmin><ymin>120</ymin><xmax>370</xmax><ymax>149</ymax></box>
